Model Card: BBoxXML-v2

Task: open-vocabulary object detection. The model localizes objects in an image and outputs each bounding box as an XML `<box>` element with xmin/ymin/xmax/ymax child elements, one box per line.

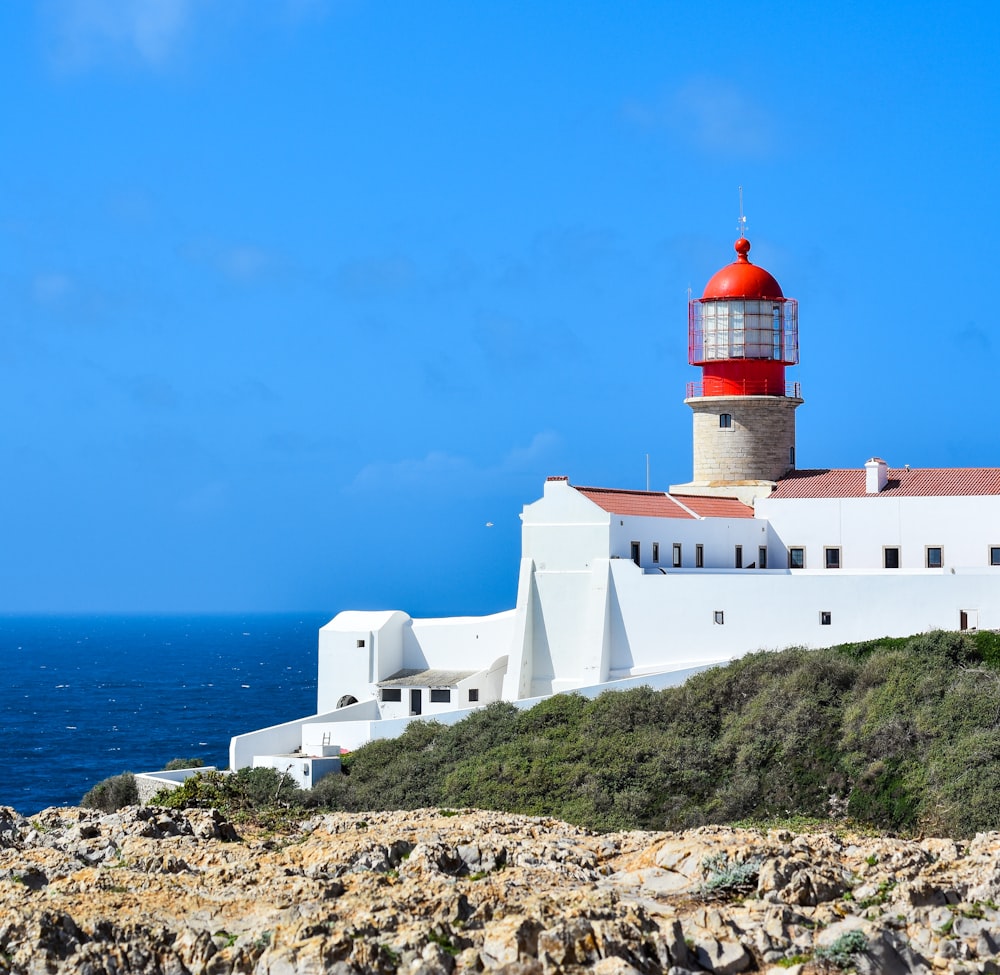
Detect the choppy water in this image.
<box><xmin>0</xmin><ymin>614</ymin><xmax>326</xmax><ymax>813</ymax></box>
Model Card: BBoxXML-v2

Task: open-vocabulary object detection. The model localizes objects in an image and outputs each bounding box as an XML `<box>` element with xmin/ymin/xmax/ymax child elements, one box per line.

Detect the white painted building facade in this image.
<box><xmin>232</xmin><ymin>235</ymin><xmax>1000</xmax><ymax>782</ymax></box>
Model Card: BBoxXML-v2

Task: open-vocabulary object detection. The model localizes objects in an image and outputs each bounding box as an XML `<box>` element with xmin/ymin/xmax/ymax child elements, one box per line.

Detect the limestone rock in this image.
<box><xmin>0</xmin><ymin>807</ymin><xmax>997</xmax><ymax>972</ymax></box>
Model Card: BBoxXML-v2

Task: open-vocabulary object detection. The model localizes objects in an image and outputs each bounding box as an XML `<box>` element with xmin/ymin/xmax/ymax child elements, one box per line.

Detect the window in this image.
<box><xmin>926</xmin><ymin>546</ymin><xmax>943</xmax><ymax>569</ymax></box>
<box><xmin>789</xmin><ymin>547</ymin><xmax>805</xmax><ymax>569</ymax></box>
<box><xmin>820</xmin><ymin>611</ymin><xmax>832</xmax><ymax>626</ymax></box>
<box><xmin>468</xmin><ymin>688</ymin><xmax>479</xmax><ymax>702</ymax></box>
<box><xmin>719</xmin><ymin>413</ymin><xmax>733</xmax><ymax>429</ymax></box>
<box><xmin>672</xmin><ymin>543</ymin><xmax>682</xmax><ymax>568</ymax></box>
<box><xmin>380</xmin><ymin>688</ymin><xmax>401</xmax><ymax>702</ymax></box>
<box><xmin>824</xmin><ymin>547</ymin><xmax>841</xmax><ymax>569</ymax></box>
<box><xmin>695</xmin><ymin>544</ymin><xmax>704</xmax><ymax>568</ymax></box>
<box><xmin>758</xmin><ymin>546</ymin><xmax>768</xmax><ymax>569</ymax></box>
<box><xmin>789</xmin><ymin>446</ymin><xmax>796</xmax><ymax>466</ymax></box>
<box><xmin>713</xmin><ymin>610</ymin><xmax>725</xmax><ymax>625</ymax></box>
<box><xmin>734</xmin><ymin>545</ymin><xmax>743</xmax><ymax>569</ymax></box>
<box><xmin>884</xmin><ymin>547</ymin><xmax>900</xmax><ymax>569</ymax></box>
<box><xmin>356</xmin><ymin>639</ymin><xmax>366</xmax><ymax>648</ymax></box>
<box><xmin>630</xmin><ymin>541</ymin><xmax>640</xmax><ymax>565</ymax></box>
<box><xmin>430</xmin><ymin>689</ymin><xmax>451</xmax><ymax>704</ymax></box>
<box><xmin>991</xmin><ymin>547</ymin><xmax>1000</xmax><ymax>566</ymax></box>
<box><xmin>652</xmin><ymin>542</ymin><xmax>660</xmax><ymax>563</ymax></box>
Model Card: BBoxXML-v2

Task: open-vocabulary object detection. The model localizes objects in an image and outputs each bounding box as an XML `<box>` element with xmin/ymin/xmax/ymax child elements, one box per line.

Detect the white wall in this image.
<box><xmin>229</xmin><ymin>698</ymin><xmax>378</xmax><ymax>769</ymax></box>
<box><xmin>317</xmin><ymin>610</ymin><xmax>409</xmax><ymax>711</ymax></box>
<box><xmin>609</xmin><ymin>511</ymin><xmax>770</xmax><ymax>570</ymax></box>
<box><xmin>757</xmin><ymin>494</ymin><xmax>1000</xmax><ymax>571</ymax></box>
<box><xmin>405</xmin><ymin>611</ymin><xmax>515</xmax><ymax>671</ymax></box>
<box><xmin>606</xmin><ymin>561</ymin><xmax>1000</xmax><ymax>674</ymax></box>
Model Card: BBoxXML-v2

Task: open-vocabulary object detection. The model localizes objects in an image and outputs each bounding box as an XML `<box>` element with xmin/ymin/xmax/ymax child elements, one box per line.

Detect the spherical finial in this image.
<box><xmin>734</xmin><ymin>237</ymin><xmax>751</xmax><ymax>262</ymax></box>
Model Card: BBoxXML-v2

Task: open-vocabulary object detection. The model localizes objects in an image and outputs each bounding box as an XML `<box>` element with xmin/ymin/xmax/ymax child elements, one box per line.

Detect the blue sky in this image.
<box><xmin>2</xmin><ymin>0</ymin><xmax>998</xmax><ymax>614</ymax></box>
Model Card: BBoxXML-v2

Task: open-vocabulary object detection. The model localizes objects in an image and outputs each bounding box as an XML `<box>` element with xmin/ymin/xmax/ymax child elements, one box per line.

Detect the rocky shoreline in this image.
<box><xmin>0</xmin><ymin>805</ymin><xmax>998</xmax><ymax>973</ymax></box>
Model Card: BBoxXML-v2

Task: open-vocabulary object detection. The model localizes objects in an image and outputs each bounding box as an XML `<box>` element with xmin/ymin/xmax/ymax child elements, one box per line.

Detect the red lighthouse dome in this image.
<box><xmin>687</xmin><ymin>235</ymin><xmax>799</xmax><ymax>397</ymax></box>
<box><xmin>702</xmin><ymin>238</ymin><xmax>784</xmax><ymax>300</ymax></box>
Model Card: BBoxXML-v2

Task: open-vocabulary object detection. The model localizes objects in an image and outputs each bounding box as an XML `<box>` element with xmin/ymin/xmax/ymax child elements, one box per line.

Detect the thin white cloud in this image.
<box><xmin>348</xmin><ymin>432</ymin><xmax>560</xmax><ymax>494</ymax></box>
<box><xmin>336</xmin><ymin>256</ymin><xmax>417</xmax><ymax>299</ymax></box>
<box><xmin>43</xmin><ymin>0</ymin><xmax>193</xmax><ymax>71</ymax></box>
<box><xmin>181</xmin><ymin>239</ymin><xmax>283</xmax><ymax>283</ymax></box>
<box><xmin>624</xmin><ymin>77</ymin><xmax>776</xmax><ymax>157</ymax></box>
<box><xmin>33</xmin><ymin>273</ymin><xmax>74</xmax><ymax>305</ymax></box>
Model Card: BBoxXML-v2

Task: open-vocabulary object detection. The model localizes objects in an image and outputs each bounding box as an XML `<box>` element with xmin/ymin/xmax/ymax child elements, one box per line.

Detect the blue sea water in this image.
<box><xmin>0</xmin><ymin>613</ymin><xmax>328</xmax><ymax>814</ymax></box>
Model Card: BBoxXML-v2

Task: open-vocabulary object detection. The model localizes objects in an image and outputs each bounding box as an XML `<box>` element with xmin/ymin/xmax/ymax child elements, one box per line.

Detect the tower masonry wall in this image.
<box><xmin>687</xmin><ymin>395</ymin><xmax>802</xmax><ymax>483</ymax></box>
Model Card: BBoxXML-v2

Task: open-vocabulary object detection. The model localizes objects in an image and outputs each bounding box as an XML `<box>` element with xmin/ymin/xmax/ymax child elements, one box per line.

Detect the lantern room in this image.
<box><xmin>687</xmin><ymin>237</ymin><xmax>799</xmax><ymax>397</ymax></box>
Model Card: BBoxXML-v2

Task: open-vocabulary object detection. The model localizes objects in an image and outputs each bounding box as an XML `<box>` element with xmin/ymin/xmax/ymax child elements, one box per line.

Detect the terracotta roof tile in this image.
<box><xmin>572</xmin><ymin>486</ymin><xmax>754</xmax><ymax>519</ymax></box>
<box><xmin>574</xmin><ymin>486</ymin><xmax>695</xmax><ymax>519</ymax></box>
<box><xmin>771</xmin><ymin>468</ymin><xmax>1000</xmax><ymax>499</ymax></box>
<box><xmin>672</xmin><ymin>495</ymin><xmax>756</xmax><ymax>519</ymax></box>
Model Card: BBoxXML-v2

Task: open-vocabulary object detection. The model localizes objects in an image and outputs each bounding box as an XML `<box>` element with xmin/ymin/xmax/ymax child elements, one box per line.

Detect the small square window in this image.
<box><xmin>789</xmin><ymin>547</ymin><xmax>805</xmax><ymax>569</ymax></box>
<box><xmin>652</xmin><ymin>542</ymin><xmax>660</xmax><ymax>563</ymax></box>
<box><xmin>719</xmin><ymin>413</ymin><xmax>733</xmax><ymax>429</ymax></box>
<box><xmin>991</xmin><ymin>547</ymin><xmax>1000</xmax><ymax>567</ymax></box>
<box><xmin>356</xmin><ymin>639</ymin><xmax>366</xmax><ymax>648</ymax></box>
<box><xmin>824</xmin><ymin>547</ymin><xmax>841</xmax><ymax>569</ymax></box>
<box><xmin>758</xmin><ymin>546</ymin><xmax>768</xmax><ymax>569</ymax></box>
<box><xmin>429</xmin><ymin>689</ymin><xmax>451</xmax><ymax>704</ymax></box>
<box><xmin>695</xmin><ymin>544</ymin><xmax>704</xmax><ymax>568</ymax></box>
<box><xmin>468</xmin><ymin>688</ymin><xmax>479</xmax><ymax>702</ymax></box>
<box><xmin>884</xmin><ymin>547</ymin><xmax>900</xmax><ymax>569</ymax></box>
<box><xmin>734</xmin><ymin>545</ymin><xmax>743</xmax><ymax>569</ymax></box>
<box><xmin>820</xmin><ymin>611</ymin><xmax>832</xmax><ymax>626</ymax></box>
<box><xmin>672</xmin><ymin>543</ymin><xmax>682</xmax><ymax>568</ymax></box>
<box><xmin>713</xmin><ymin>610</ymin><xmax>725</xmax><ymax>625</ymax></box>
<box><xmin>926</xmin><ymin>546</ymin><xmax>943</xmax><ymax>569</ymax></box>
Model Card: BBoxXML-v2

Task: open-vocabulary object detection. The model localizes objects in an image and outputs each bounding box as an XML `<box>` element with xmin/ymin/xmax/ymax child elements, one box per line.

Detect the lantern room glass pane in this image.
<box><xmin>689</xmin><ymin>298</ymin><xmax>799</xmax><ymax>365</ymax></box>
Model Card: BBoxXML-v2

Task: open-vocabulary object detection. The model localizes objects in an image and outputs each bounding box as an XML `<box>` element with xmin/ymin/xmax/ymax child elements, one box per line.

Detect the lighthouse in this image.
<box><xmin>671</xmin><ymin>234</ymin><xmax>802</xmax><ymax>503</ymax></box>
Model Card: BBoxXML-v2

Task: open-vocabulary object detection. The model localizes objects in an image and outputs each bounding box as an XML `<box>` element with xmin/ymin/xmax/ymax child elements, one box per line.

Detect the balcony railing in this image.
<box><xmin>686</xmin><ymin>380</ymin><xmax>802</xmax><ymax>398</ymax></box>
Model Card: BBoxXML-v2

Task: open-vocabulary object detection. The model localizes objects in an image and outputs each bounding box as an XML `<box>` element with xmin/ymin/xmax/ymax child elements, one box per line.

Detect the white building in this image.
<box><xmin>232</xmin><ymin>234</ymin><xmax>1000</xmax><ymax>781</ymax></box>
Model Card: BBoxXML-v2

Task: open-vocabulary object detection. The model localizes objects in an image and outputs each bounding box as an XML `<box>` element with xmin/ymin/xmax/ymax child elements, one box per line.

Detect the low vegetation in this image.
<box><xmin>81</xmin><ymin>772</ymin><xmax>138</xmax><ymax>813</ymax></box>
<box><xmin>81</xmin><ymin>630</ymin><xmax>1000</xmax><ymax>837</ymax></box>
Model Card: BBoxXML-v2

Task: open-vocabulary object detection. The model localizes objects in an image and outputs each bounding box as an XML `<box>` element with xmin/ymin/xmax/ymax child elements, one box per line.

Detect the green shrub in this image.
<box><xmin>81</xmin><ymin>772</ymin><xmax>138</xmax><ymax>812</ymax></box>
<box><xmin>815</xmin><ymin>929</ymin><xmax>868</xmax><ymax>968</ymax></box>
<box><xmin>163</xmin><ymin>757</ymin><xmax>205</xmax><ymax>771</ymax></box>
<box><xmin>151</xmin><ymin>767</ymin><xmax>305</xmax><ymax>828</ymax></box>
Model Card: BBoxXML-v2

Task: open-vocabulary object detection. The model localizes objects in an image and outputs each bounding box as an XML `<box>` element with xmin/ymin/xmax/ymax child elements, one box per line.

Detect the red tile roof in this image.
<box><xmin>573</xmin><ymin>486</ymin><xmax>754</xmax><ymax>519</ymax></box>
<box><xmin>575</xmin><ymin>486</ymin><xmax>695</xmax><ymax>519</ymax></box>
<box><xmin>672</xmin><ymin>495</ymin><xmax>756</xmax><ymax>519</ymax></box>
<box><xmin>770</xmin><ymin>468</ymin><xmax>1000</xmax><ymax>499</ymax></box>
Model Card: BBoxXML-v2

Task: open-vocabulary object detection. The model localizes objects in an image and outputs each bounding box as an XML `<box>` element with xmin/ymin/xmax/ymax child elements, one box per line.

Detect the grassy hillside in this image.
<box><xmin>307</xmin><ymin>629</ymin><xmax>1000</xmax><ymax>837</ymax></box>
<box><xmin>106</xmin><ymin>629</ymin><xmax>1000</xmax><ymax>837</ymax></box>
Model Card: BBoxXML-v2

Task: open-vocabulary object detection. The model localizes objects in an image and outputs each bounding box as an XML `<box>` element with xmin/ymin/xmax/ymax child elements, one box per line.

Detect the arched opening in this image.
<box><xmin>336</xmin><ymin>694</ymin><xmax>358</xmax><ymax>709</ymax></box>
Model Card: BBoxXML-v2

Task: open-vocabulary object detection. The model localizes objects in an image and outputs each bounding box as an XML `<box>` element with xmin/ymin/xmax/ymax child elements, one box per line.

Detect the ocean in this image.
<box><xmin>0</xmin><ymin>613</ymin><xmax>328</xmax><ymax>815</ymax></box>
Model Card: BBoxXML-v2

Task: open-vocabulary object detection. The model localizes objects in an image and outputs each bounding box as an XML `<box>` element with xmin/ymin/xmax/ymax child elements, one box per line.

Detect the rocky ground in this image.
<box><xmin>0</xmin><ymin>806</ymin><xmax>998</xmax><ymax>973</ymax></box>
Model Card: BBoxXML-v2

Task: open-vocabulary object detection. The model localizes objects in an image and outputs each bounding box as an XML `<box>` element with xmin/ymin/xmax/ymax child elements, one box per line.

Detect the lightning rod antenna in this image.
<box><xmin>737</xmin><ymin>185</ymin><xmax>747</xmax><ymax>238</ymax></box>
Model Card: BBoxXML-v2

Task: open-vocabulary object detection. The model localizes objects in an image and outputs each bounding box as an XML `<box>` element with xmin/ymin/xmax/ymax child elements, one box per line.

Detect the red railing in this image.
<box><xmin>686</xmin><ymin>380</ymin><xmax>802</xmax><ymax>398</ymax></box>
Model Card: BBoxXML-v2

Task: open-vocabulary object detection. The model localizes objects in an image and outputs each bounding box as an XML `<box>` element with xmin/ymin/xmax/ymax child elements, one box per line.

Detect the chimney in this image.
<box><xmin>865</xmin><ymin>457</ymin><xmax>888</xmax><ymax>493</ymax></box>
